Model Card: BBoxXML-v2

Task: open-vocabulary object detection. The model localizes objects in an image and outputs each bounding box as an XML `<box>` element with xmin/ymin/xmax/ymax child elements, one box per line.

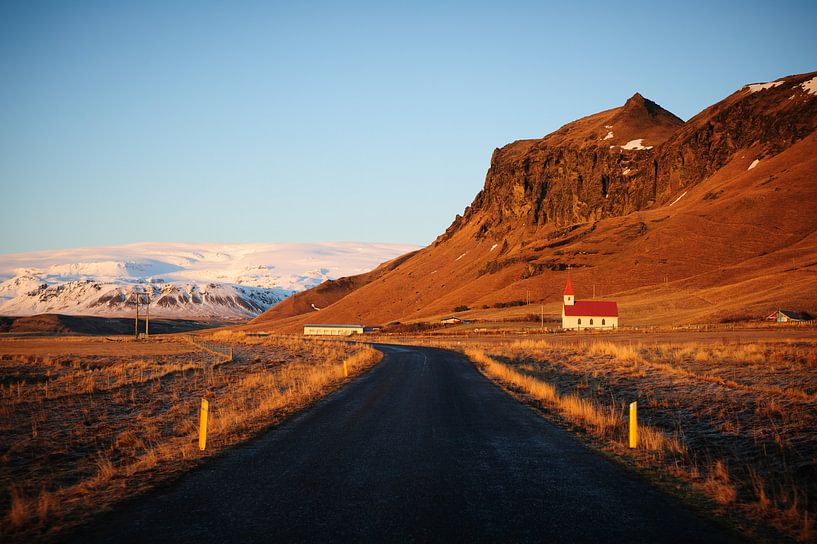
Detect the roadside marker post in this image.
<box><xmin>629</xmin><ymin>401</ymin><xmax>638</xmax><ymax>449</ymax></box>
<box><xmin>343</xmin><ymin>360</ymin><xmax>349</xmax><ymax>378</ymax></box>
<box><xmin>199</xmin><ymin>399</ymin><xmax>209</xmax><ymax>451</ymax></box>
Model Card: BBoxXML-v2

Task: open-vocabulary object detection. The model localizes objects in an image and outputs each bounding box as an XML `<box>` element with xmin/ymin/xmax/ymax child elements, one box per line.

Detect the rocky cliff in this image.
<box><xmin>441</xmin><ymin>72</ymin><xmax>817</xmax><ymax>242</ymax></box>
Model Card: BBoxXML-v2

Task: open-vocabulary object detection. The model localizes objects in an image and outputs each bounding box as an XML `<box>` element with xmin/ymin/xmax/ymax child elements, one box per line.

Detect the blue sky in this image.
<box><xmin>1</xmin><ymin>1</ymin><xmax>815</xmax><ymax>253</ymax></box>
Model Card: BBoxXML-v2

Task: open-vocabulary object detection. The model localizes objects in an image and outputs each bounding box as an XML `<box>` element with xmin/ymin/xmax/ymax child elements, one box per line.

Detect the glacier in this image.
<box><xmin>0</xmin><ymin>242</ymin><xmax>417</xmax><ymax>319</ymax></box>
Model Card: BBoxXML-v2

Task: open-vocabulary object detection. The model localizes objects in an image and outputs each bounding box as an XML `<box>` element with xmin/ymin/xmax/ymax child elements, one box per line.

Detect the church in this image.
<box><xmin>561</xmin><ymin>272</ymin><xmax>618</xmax><ymax>330</ymax></box>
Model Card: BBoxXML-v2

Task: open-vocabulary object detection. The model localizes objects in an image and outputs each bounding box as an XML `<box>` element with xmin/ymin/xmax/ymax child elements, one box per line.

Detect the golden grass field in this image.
<box><xmin>3</xmin><ymin>325</ymin><xmax>816</xmax><ymax>542</ymax></box>
<box><xmin>397</xmin><ymin>333</ymin><xmax>817</xmax><ymax>542</ymax></box>
<box><xmin>0</xmin><ymin>332</ymin><xmax>381</xmax><ymax>542</ymax></box>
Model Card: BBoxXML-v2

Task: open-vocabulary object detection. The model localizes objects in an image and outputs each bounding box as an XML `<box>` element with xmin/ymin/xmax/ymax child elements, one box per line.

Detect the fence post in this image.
<box><xmin>343</xmin><ymin>360</ymin><xmax>348</xmax><ymax>378</ymax></box>
<box><xmin>199</xmin><ymin>398</ymin><xmax>209</xmax><ymax>451</ymax></box>
<box><xmin>629</xmin><ymin>401</ymin><xmax>638</xmax><ymax>448</ymax></box>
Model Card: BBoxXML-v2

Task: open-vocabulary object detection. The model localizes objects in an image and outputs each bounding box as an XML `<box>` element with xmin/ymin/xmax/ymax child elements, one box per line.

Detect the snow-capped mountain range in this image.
<box><xmin>0</xmin><ymin>242</ymin><xmax>417</xmax><ymax>319</ymax></box>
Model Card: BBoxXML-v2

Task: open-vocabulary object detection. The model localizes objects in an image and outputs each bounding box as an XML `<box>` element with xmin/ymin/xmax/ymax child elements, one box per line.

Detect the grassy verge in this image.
<box><xmin>1</xmin><ymin>332</ymin><xmax>381</xmax><ymax>541</ymax></box>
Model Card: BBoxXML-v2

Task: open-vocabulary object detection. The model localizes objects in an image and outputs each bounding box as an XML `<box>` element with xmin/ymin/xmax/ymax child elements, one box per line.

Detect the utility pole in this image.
<box><xmin>540</xmin><ymin>304</ymin><xmax>544</xmax><ymax>330</ymax></box>
<box><xmin>592</xmin><ymin>267</ymin><xmax>595</xmax><ymax>299</ymax></box>
<box><xmin>145</xmin><ymin>290</ymin><xmax>150</xmax><ymax>338</ymax></box>
<box><xmin>135</xmin><ymin>291</ymin><xmax>139</xmax><ymax>339</ymax></box>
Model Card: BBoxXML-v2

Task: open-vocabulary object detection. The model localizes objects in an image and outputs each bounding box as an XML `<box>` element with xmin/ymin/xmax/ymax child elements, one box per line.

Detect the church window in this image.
<box><xmin>590</xmin><ymin>318</ymin><xmax>594</xmax><ymax>325</ymax></box>
<box><xmin>577</xmin><ymin>318</ymin><xmax>581</xmax><ymax>325</ymax></box>
<box><xmin>602</xmin><ymin>319</ymin><xmax>606</xmax><ymax>325</ymax></box>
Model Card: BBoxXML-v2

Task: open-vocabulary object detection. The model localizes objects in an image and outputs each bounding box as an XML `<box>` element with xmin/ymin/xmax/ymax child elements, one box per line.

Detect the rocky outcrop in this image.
<box><xmin>652</xmin><ymin>74</ymin><xmax>817</xmax><ymax>199</ymax></box>
<box><xmin>443</xmin><ymin>72</ymin><xmax>817</xmax><ymax>241</ymax></box>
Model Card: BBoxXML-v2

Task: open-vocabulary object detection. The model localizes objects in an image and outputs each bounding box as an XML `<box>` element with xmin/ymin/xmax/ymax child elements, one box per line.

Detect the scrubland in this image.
<box><xmin>0</xmin><ymin>332</ymin><xmax>381</xmax><ymax>541</ymax></box>
<box><xmin>417</xmin><ymin>336</ymin><xmax>817</xmax><ymax>542</ymax></box>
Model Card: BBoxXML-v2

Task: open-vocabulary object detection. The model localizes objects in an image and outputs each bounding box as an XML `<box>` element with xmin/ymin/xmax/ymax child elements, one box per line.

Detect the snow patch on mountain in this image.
<box><xmin>619</xmin><ymin>139</ymin><xmax>653</xmax><ymax>151</ymax></box>
<box><xmin>0</xmin><ymin>242</ymin><xmax>417</xmax><ymax>319</ymax></box>
<box><xmin>800</xmin><ymin>76</ymin><xmax>817</xmax><ymax>96</ymax></box>
<box><xmin>669</xmin><ymin>191</ymin><xmax>687</xmax><ymax>207</ymax></box>
<box><xmin>745</xmin><ymin>80</ymin><xmax>784</xmax><ymax>93</ymax></box>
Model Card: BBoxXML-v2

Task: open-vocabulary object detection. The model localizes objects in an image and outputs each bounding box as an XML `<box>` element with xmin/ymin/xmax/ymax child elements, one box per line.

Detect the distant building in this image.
<box><xmin>561</xmin><ymin>272</ymin><xmax>618</xmax><ymax>330</ymax></box>
<box><xmin>440</xmin><ymin>317</ymin><xmax>462</xmax><ymax>324</ymax></box>
<box><xmin>303</xmin><ymin>324</ymin><xmax>364</xmax><ymax>336</ymax></box>
<box><xmin>765</xmin><ymin>309</ymin><xmax>813</xmax><ymax>323</ymax></box>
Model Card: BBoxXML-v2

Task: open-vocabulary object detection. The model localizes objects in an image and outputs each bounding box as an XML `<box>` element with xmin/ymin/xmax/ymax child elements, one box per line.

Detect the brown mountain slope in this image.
<box><xmin>255</xmin><ymin>250</ymin><xmax>419</xmax><ymax>321</ymax></box>
<box><xmin>251</xmin><ymin>71</ymin><xmax>817</xmax><ymax>331</ymax></box>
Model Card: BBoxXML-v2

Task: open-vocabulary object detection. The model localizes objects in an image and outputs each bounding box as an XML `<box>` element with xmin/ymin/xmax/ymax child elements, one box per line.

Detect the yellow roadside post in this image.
<box><xmin>343</xmin><ymin>360</ymin><xmax>349</xmax><ymax>378</ymax></box>
<box><xmin>629</xmin><ymin>401</ymin><xmax>638</xmax><ymax>449</ymax></box>
<box><xmin>199</xmin><ymin>399</ymin><xmax>209</xmax><ymax>451</ymax></box>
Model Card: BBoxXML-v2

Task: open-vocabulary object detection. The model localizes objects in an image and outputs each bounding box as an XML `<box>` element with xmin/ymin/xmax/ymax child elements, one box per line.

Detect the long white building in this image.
<box><xmin>303</xmin><ymin>324</ymin><xmax>365</xmax><ymax>336</ymax></box>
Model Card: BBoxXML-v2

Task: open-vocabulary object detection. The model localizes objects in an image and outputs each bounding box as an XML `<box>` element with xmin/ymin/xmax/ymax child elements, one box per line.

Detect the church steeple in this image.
<box><xmin>564</xmin><ymin>271</ymin><xmax>575</xmax><ymax>306</ymax></box>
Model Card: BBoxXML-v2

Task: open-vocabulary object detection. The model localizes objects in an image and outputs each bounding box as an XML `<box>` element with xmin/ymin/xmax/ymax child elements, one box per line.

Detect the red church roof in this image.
<box><xmin>564</xmin><ymin>272</ymin><xmax>574</xmax><ymax>296</ymax></box>
<box><xmin>563</xmin><ymin>300</ymin><xmax>618</xmax><ymax>317</ymax></box>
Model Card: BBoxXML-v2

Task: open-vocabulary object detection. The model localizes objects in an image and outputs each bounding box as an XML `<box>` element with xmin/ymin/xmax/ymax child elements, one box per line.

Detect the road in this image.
<box><xmin>70</xmin><ymin>344</ymin><xmax>739</xmax><ymax>543</ymax></box>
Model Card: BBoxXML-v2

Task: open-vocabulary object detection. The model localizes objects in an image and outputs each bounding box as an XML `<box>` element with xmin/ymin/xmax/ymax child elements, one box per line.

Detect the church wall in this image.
<box><xmin>561</xmin><ymin>315</ymin><xmax>618</xmax><ymax>330</ymax></box>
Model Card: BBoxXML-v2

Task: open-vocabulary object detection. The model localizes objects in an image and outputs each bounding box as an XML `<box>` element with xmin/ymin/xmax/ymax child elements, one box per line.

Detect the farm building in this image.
<box><xmin>561</xmin><ymin>273</ymin><xmax>618</xmax><ymax>330</ymax></box>
<box><xmin>765</xmin><ymin>310</ymin><xmax>813</xmax><ymax>323</ymax></box>
<box><xmin>440</xmin><ymin>317</ymin><xmax>462</xmax><ymax>324</ymax></box>
<box><xmin>303</xmin><ymin>324</ymin><xmax>364</xmax><ymax>336</ymax></box>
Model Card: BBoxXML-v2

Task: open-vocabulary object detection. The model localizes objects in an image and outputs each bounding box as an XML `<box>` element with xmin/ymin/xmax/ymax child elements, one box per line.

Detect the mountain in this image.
<box><xmin>250</xmin><ymin>71</ymin><xmax>817</xmax><ymax>331</ymax></box>
<box><xmin>0</xmin><ymin>242</ymin><xmax>418</xmax><ymax>319</ymax></box>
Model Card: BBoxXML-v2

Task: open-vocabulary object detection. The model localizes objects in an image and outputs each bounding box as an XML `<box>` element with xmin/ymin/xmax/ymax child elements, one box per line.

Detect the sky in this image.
<box><xmin>1</xmin><ymin>1</ymin><xmax>815</xmax><ymax>254</ymax></box>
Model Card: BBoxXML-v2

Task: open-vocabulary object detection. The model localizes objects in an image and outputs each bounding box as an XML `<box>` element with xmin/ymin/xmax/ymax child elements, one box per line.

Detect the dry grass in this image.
<box><xmin>0</xmin><ymin>333</ymin><xmax>381</xmax><ymax>541</ymax></box>
<box><xmin>425</xmin><ymin>337</ymin><xmax>817</xmax><ymax>542</ymax></box>
<box><xmin>468</xmin><ymin>349</ymin><xmax>610</xmax><ymax>433</ymax></box>
<box><xmin>465</xmin><ymin>348</ymin><xmax>681</xmax><ymax>454</ymax></box>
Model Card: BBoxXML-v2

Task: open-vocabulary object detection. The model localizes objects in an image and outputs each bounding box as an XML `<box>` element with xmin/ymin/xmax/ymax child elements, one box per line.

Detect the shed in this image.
<box><xmin>766</xmin><ymin>310</ymin><xmax>813</xmax><ymax>323</ymax></box>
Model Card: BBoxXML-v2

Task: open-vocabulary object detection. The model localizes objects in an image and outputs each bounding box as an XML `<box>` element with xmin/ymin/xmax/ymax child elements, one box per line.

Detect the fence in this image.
<box><xmin>184</xmin><ymin>336</ymin><xmax>234</xmax><ymax>365</ymax></box>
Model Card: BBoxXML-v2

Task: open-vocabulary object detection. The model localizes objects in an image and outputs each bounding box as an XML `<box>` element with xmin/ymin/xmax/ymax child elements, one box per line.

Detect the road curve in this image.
<box><xmin>69</xmin><ymin>344</ymin><xmax>738</xmax><ymax>543</ymax></box>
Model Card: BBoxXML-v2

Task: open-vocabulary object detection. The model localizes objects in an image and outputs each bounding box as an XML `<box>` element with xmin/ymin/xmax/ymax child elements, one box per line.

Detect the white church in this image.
<box><xmin>561</xmin><ymin>272</ymin><xmax>618</xmax><ymax>330</ymax></box>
